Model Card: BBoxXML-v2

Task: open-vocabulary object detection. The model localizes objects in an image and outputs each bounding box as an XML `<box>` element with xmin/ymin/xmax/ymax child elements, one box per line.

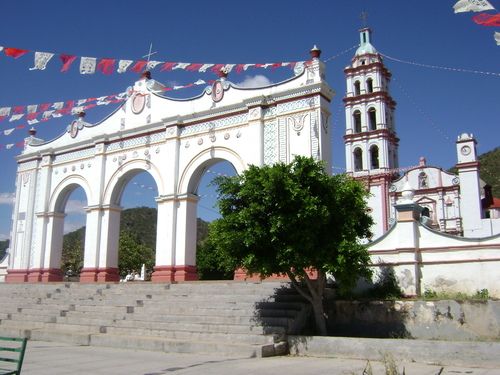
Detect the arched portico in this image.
<box><xmin>7</xmin><ymin>53</ymin><xmax>333</xmax><ymax>283</ymax></box>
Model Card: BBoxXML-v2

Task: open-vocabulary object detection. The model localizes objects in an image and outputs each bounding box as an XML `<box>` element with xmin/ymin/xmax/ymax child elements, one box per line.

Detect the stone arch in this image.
<box><xmin>49</xmin><ymin>175</ymin><xmax>93</xmax><ymax>213</ymax></box>
<box><xmin>178</xmin><ymin>147</ymin><xmax>246</xmax><ymax>195</ymax></box>
<box><xmin>103</xmin><ymin>159</ymin><xmax>164</xmax><ymax>206</ymax></box>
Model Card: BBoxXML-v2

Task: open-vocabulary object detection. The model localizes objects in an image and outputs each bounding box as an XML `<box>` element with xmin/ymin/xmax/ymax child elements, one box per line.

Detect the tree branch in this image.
<box><xmin>286</xmin><ymin>271</ymin><xmax>313</xmax><ymax>303</ymax></box>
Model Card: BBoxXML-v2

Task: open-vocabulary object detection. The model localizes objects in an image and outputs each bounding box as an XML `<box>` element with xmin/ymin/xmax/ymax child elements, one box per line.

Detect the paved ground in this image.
<box><xmin>19</xmin><ymin>341</ymin><xmax>500</xmax><ymax>375</ymax></box>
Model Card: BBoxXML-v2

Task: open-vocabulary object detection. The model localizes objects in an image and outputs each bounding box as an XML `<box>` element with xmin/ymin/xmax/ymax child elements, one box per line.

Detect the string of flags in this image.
<box><xmin>453</xmin><ymin>0</ymin><xmax>500</xmax><ymax>45</ymax></box>
<box><xmin>0</xmin><ymin>78</ymin><xmax>215</xmax><ymax>139</ymax></box>
<box><xmin>0</xmin><ymin>45</ymin><xmax>302</xmax><ymax>75</ymax></box>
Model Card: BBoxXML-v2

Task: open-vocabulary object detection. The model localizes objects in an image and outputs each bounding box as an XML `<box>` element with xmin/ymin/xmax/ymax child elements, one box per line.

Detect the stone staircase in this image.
<box><xmin>0</xmin><ymin>281</ymin><xmax>310</xmax><ymax>357</ymax></box>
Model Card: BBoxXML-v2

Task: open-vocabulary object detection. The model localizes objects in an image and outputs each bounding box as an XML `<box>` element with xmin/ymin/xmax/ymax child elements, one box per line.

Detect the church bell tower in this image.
<box><xmin>343</xmin><ymin>28</ymin><xmax>400</xmax><ymax>238</ymax></box>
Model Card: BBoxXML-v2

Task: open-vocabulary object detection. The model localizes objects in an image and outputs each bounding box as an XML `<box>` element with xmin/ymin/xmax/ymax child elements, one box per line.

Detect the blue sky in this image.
<box><xmin>0</xmin><ymin>0</ymin><xmax>499</xmax><ymax>240</ymax></box>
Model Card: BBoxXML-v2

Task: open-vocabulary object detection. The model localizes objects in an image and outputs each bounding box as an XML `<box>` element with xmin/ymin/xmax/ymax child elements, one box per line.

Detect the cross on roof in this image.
<box><xmin>360</xmin><ymin>11</ymin><xmax>369</xmax><ymax>28</ymax></box>
<box><xmin>142</xmin><ymin>43</ymin><xmax>157</xmax><ymax>63</ymax></box>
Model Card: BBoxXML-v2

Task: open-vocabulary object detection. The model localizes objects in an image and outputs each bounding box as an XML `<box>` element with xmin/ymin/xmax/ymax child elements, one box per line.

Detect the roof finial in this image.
<box><xmin>28</xmin><ymin>127</ymin><xmax>37</xmax><ymax>137</ymax></box>
<box><xmin>360</xmin><ymin>11</ymin><xmax>369</xmax><ymax>28</ymax></box>
<box><xmin>310</xmin><ymin>45</ymin><xmax>322</xmax><ymax>59</ymax></box>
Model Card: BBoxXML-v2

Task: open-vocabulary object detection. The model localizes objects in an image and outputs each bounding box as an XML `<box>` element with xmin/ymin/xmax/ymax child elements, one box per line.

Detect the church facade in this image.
<box><xmin>344</xmin><ymin>28</ymin><xmax>500</xmax><ymax>240</ymax></box>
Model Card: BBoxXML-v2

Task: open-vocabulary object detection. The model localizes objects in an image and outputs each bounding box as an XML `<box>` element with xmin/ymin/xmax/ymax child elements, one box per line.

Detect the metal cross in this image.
<box><xmin>142</xmin><ymin>43</ymin><xmax>157</xmax><ymax>63</ymax></box>
<box><xmin>360</xmin><ymin>11</ymin><xmax>369</xmax><ymax>27</ymax></box>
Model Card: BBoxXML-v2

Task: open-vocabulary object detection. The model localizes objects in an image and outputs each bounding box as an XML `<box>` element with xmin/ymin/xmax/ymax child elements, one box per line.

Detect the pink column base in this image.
<box><xmin>40</xmin><ymin>268</ymin><xmax>63</xmax><ymax>282</ymax></box>
<box><xmin>96</xmin><ymin>267</ymin><xmax>120</xmax><ymax>282</ymax></box>
<box><xmin>79</xmin><ymin>268</ymin><xmax>98</xmax><ymax>283</ymax></box>
<box><xmin>5</xmin><ymin>269</ymin><xmax>29</xmax><ymax>283</ymax></box>
<box><xmin>151</xmin><ymin>266</ymin><xmax>175</xmax><ymax>282</ymax></box>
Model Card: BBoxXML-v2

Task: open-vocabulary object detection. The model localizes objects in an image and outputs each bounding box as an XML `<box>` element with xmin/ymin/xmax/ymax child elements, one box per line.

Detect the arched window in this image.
<box><xmin>354</xmin><ymin>81</ymin><xmax>361</xmax><ymax>96</ymax></box>
<box><xmin>353</xmin><ymin>110</ymin><xmax>362</xmax><ymax>133</ymax></box>
<box><xmin>370</xmin><ymin>145</ymin><xmax>379</xmax><ymax>169</ymax></box>
<box><xmin>353</xmin><ymin>148</ymin><xmax>363</xmax><ymax>172</ymax></box>
<box><xmin>366</xmin><ymin>78</ymin><xmax>374</xmax><ymax>93</ymax></box>
<box><xmin>368</xmin><ymin>107</ymin><xmax>377</xmax><ymax>130</ymax></box>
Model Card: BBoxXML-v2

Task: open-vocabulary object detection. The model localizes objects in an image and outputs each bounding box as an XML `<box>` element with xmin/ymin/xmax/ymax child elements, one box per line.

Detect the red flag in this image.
<box><xmin>97</xmin><ymin>58</ymin><xmax>115</xmax><ymax>75</ymax></box>
<box><xmin>0</xmin><ymin>116</ymin><xmax>7</xmax><ymax>122</ymax></box>
<box><xmin>160</xmin><ymin>62</ymin><xmax>175</xmax><ymax>71</ymax></box>
<box><xmin>84</xmin><ymin>103</ymin><xmax>97</xmax><ymax>110</ymax></box>
<box><xmin>162</xmin><ymin>87</ymin><xmax>173</xmax><ymax>91</ymax></box>
<box><xmin>210</xmin><ymin>64</ymin><xmax>225</xmax><ymax>74</ymax></box>
<box><xmin>4</xmin><ymin>48</ymin><xmax>29</xmax><ymax>59</ymax></box>
<box><xmin>186</xmin><ymin>63</ymin><xmax>203</xmax><ymax>72</ymax></box>
<box><xmin>271</xmin><ymin>63</ymin><xmax>282</xmax><ymax>70</ymax></box>
<box><xmin>472</xmin><ymin>13</ymin><xmax>500</xmax><ymax>26</ymax></box>
<box><xmin>235</xmin><ymin>64</ymin><xmax>245</xmax><ymax>73</ymax></box>
<box><xmin>16</xmin><ymin>124</ymin><xmax>26</xmax><ymax>130</ymax></box>
<box><xmin>131</xmin><ymin>60</ymin><xmax>147</xmax><ymax>73</ymax></box>
<box><xmin>60</xmin><ymin>54</ymin><xmax>77</xmax><ymax>72</ymax></box>
<box><xmin>39</xmin><ymin>103</ymin><xmax>51</xmax><ymax>112</ymax></box>
<box><xmin>26</xmin><ymin>112</ymin><xmax>39</xmax><ymax>121</ymax></box>
<box><xmin>13</xmin><ymin>106</ymin><xmax>25</xmax><ymax>114</ymax></box>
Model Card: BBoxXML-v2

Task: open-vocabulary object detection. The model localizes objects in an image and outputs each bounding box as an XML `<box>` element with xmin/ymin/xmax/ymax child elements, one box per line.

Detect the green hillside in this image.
<box><xmin>478</xmin><ymin>147</ymin><xmax>500</xmax><ymax>197</ymax></box>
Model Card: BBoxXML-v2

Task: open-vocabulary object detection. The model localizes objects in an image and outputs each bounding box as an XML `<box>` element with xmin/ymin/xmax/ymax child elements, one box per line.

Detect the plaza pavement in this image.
<box><xmin>20</xmin><ymin>340</ymin><xmax>500</xmax><ymax>375</ymax></box>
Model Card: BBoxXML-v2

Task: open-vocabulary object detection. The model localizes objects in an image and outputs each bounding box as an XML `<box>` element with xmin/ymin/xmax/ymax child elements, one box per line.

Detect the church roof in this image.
<box><xmin>355</xmin><ymin>28</ymin><xmax>378</xmax><ymax>56</ymax></box>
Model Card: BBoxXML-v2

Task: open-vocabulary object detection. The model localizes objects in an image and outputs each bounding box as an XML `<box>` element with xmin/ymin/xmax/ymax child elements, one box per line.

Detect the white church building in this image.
<box><xmin>2</xmin><ymin>28</ymin><xmax>499</xmax><ymax>296</ymax></box>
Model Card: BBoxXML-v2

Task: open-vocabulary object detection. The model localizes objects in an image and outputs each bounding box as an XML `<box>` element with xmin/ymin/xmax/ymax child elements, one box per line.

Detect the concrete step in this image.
<box><xmin>29</xmin><ymin>328</ymin><xmax>91</xmax><ymax>345</ymax></box>
<box><xmin>7</xmin><ymin>313</ymin><xmax>57</xmax><ymax>323</ymax></box>
<box><xmin>89</xmin><ymin>333</ymin><xmax>272</xmax><ymax>357</ymax></box>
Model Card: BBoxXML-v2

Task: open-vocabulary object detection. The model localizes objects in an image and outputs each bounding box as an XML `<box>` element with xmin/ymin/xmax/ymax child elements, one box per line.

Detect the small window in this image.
<box><xmin>354</xmin><ymin>148</ymin><xmax>363</xmax><ymax>172</ymax></box>
<box><xmin>366</xmin><ymin>78</ymin><xmax>373</xmax><ymax>93</ymax></box>
<box><xmin>353</xmin><ymin>110</ymin><xmax>362</xmax><ymax>133</ymax></box>
<box><xmin>368</xmin><ymin>108</ymin><xmax>377</xmax><ymax>130</ymax></box>
<box><xmin>370</xmin><ymin>145</ymin><xmax>379</xmax><ymax>169</ymax></box>
<box><xmin>419</xmin><ymin>172</ymin><xmax>428</xmax><ymax>189</ymax></box>
<box><xmin>354</xmin><ymin>81</ymin><xmax>361</xmax><ymax>96</ymax></box>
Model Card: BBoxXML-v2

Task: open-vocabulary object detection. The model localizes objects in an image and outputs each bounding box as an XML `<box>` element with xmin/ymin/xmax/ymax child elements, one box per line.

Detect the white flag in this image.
<box><xmin>29</xmin><ymin>51</ymin><xmax>54</xmax><ymax>70</ymax></box>
<box><xmin>6</xmin><ymin>144</ymin><xmax>15</xmax><ymax>150</ymax></box>
<box><xmin>3</xmin><ymin>128</ymin><xmax>15</xmax><ymax>136</ymax></box>
<box><xmin>453</xmin><ymin>0</ymin><xmax>495</xmax><ymax>13</ymax></box>
<box><xmin>0</xmin><ymin>107</ymin><xmax>11</xmax><ymax>117</ymax></box>
<box><xmin>194</xmin><ymin>79</ymin><xmax>206</xmax><ymax>85</ymax></box>
<box><xmin>223</xmin><ymin>64</ymin><xmax>236</xmax><ymax>73</ymax></box>
<box><xmin>495</xmin><ymin>32</ymin><xmax>500</xmax><ymax>45</ymax></box>
<box><xmin>199</xmin><ymin>64</ymin><xmax>214</xmax><ymax>72</ymax></box>
<box><xmin>173</xmin><ymin>62</ymin><xmax>190</xmax><ymax>70</ymax></box>
<box><xmin>71</xmin><ymin>106</ymin><xmax>85</xmax><ymax>114</ymax></box>
<box><xmin>9</xmin><ymin>114</ymin><xmax>24</xmax><ymax>122</ymax></box>
<box><xmin>27</xmin><ymin>118</ymin><xmax>39</xmax><ymax>125</ymax></box>
<box><xmin>27</xmin><ymin>105</ymin><xmax>38</xmax><ymax>114</ymax></box>
<box><xmin>0</xmin><ymin>46</ymin><xmax>3</xmax><ymax>52</ymax></box>
<box><xmin>80</xmin><ymin>57</ymin><xmax>97</xmax><ymax>74</ymax></box>
<box><xmin>52</xmin><ymin>102</ymin><xmax>64</xmax><ymax>110</ymax></box>
<box><xmin>77</xmin><ymin>99</ymin><xmax>87</xmax><ymax>106</ymax></box>
<box><xmin>243</xmin><ymin>64</ymin><xmax>254</xmax><ymax>71</ymax></box>
<box><xmin>42</xmin><ymin>110</ymin><xmax>54</xmax><ymax>119</ymax></box>
<box><xmin>117</xmin><ymin>60</ymin><xmax>133</xmax><ymax>73</ymax></box>
<box><xmin>146</xmin><ymin>60</ymin><xmax>161</xmax><ymax>70</ymax></box>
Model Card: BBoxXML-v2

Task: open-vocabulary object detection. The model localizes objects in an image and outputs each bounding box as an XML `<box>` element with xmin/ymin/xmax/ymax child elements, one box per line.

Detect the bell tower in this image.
<box><xmin>343</xmin><ymin>28</ymin><xmax>400</xmax><ymax>238</ymax></box>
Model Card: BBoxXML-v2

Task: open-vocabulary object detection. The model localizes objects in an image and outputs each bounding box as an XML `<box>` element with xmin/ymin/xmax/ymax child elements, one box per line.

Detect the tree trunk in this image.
<box><xmin>311</xmin><ymin>294</ymin><xmax>328</xmax><ymax>336</ymax></box>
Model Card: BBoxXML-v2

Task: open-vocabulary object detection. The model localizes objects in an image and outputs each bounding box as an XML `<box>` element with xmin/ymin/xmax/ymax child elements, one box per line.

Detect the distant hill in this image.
<box><xmin>478</xmin><ymin>147</ymin><xmax>500</xmax><ymax>197</ymax></box>
<box><xmin>0</xmin><ymin>239</ymin><xmax>9</xmax><ymax>260</ymax></box>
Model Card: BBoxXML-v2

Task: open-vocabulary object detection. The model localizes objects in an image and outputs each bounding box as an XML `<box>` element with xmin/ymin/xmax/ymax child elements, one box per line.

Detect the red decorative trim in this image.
<box><xmin>343</xmin><ymin>91</ymin><xmax>396</xmax><ymax>107</ymax></box>
<box><xmin>151</xmin><ymin>265</ymin><xmax>175</xmax><ymax>282</ymax></box>
<box><xmin>40</xmin><ymin>268</ymin><xmax>63</xmax><ymax>282</ymax></box>
<box><xmin>27</xmin><ymin>268</ymin><xmax>42</xmax><ymax>282</ymax></box>
<box><xmin>343</xmin><ymin>129</ymin><xmax>399</xmax><ymax>144</ymax></box>
<box><xmin>373</xmin><ymin>257</ymin><xmax>500</xmax><ymax>267</ymax></box>
<box><xmin>455</xmin><ymin>161</ymin><xmax>480</xmax><ymax>169</ymax></box>
<box><xmin>5</xmin><ymin>269</ymin><xmax>29</xmax><ymax>283</ymax></box>
<box><xmin>174</xmin><ymin>265</ymin><xmax>198</xmax><ymax>282</ymax></box>
<box><xmin>344</xmin><ymin>61</ymin><xmax>392</xmax><ymax>79</ymax></box>
<box><xmin>79</xmin><ymin>268</ymin><xmax>98</xmax><ymax>283</ymax></box>
<box><xmin>96</xmin><ymin>267</ymin><xmax>120</xmax><ymax>282</ymax></box>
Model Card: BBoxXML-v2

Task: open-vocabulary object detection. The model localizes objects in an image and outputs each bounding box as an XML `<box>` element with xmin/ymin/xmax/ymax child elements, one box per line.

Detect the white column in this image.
<box><xmin>83</xmin><ymin>207</ymin><xmax>101</xmax><ymax>269</ymax></box>
<box><xmin>173</xmin><ymin>193</ymin><xmax>199</xmax><ymax>281</ymax></box>
<box><xmin>153</xmin><ymin>196</ymin><xmax>176</xmax><ymax>272</ymax></box>
<box><xmin>42</xmin><ymin>212</ymin><xmax>65</xmax><ymax>273</ymax></box>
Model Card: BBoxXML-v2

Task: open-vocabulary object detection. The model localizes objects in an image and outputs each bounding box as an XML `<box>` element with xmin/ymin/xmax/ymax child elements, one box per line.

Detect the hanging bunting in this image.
<box><xmin>146</xmin><ymin>60</ymin><xmax>161</xmax><ymax>70</ymax></box>
<box><xmin>131</xmin><ymin>60</ymin><xmax>147</xmax><ymax>73</ymax></box>
<box><xmin>30</xmin><ymin>52</ymin><xmax>54</xmax><ymax>70</ymax></box>
<box><xmin>117</xmin><ymin>59</ymin><xmax>133</xmax><ymax>73</ymax></box>
<box><xmin>97</xmin><ymin>58</ymin><xmax>115</xmax><ymax>75</ymax></box>
<box><xmin>60</xmin><ymin>54</ymin><xmax>77</xmax><ymax>72</ymax></box>
<box><xmin>80</xmin><ymin>57</ymin><xmax>97</xmax><ymax>74</ymax></box>
<box><xmin>160</xmin><ymin>62</ymin><xmax>175</xmax><ymax>71</ymax></box>
<box><xmin>3</xmin><ymin>47</ymin><xmax>29</xmax><ymax>59</ymax></box>
<box><xmin>453</xmin><ymin>0</ymin><xmax>495</xmax><ymax>13</ymax></box>
<box><xmin>472</xmin><ymin>13</ymin><xmax>500</xmax><ymax>26</ymax></box>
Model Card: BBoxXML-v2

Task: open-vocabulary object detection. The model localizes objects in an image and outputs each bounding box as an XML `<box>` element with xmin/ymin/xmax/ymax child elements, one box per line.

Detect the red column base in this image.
<box><xmin>40</xmin><ymin>268</ymin><xmax>63</xmax><ymax>282</ymax></box>
<box><xmin>5</xmin><ymin>269</ymin><xmax>29</xmax><ymax>283</ymax></box>
<box><xmin>79</xmin><ymin>268</ymin><xmax>98</xmax><ymax>283</ymax></box>
<box><xmin>27</xmin><ymin>268</ymin><xmax>43</xmax><ymax>282</ymax></box>
<box><xmin>151</xmin><ymin>265</ymin><xmax>198</xmax><ymax>282</ymax></box>
<box><xmin>96</xmin><ymin>267</ymin><xmax>120</xmax><ymax>282</ymax></box>
<box><xmin>151</xmin><ymin>266</ymin><xmax>175</xmax><ymax>282</ymax></box>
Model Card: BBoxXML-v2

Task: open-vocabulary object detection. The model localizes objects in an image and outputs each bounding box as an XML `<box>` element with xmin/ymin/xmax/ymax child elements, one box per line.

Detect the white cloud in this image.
<box><xmin>65</xmin><ymin>199</ymin><xmax>86</xmax><ymax>215</ymax></box>
<box><xmin>0</xmin><ymin>192</ymin><xmax>15</xmax><ymax>206</ymax></box>
<box><xmin>236</xmin><ymin>75</ymin><xmax>272</xmax><ymax>88</ymax></box>
<box><xmin>63</xmin><ymin>220</ymin><xmax>85</xmax><ymax>234</ymax></box>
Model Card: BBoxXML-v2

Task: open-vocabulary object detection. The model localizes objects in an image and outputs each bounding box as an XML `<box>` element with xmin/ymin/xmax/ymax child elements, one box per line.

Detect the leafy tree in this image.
<box><xmin>118</xmin><ymin>229</ymin><xmax>155</xmax><ymax>278</ymax></box>
<box><xmin>208</xmin><ymin>156</ymin><xmax>373</xmax><ymax>335</ymax></box>
<box><xmin>61</xmin><ymin>228</ymin><xmax>85</xmax><ymax>276</ymax></box>
<box><xmin>196</xmin><ymin>227</ymin><xmax>234</xmax><ymax>280</ymax></box>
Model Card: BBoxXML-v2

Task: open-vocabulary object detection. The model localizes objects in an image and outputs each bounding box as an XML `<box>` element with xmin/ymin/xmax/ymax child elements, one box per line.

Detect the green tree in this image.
<box><xmin>118</xmin><ymin>229</ymin><xmax>155</xmax><ymax>278</ymax></box>
<box><xmin>61</xmin><ymin>228</ymin><xmax>85</xmax><ymax>276</ymax></box>
<box><xmin>208</xmin><ymin>156</ymin><xmax>373</xmax><ymax>335</ymax></box>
